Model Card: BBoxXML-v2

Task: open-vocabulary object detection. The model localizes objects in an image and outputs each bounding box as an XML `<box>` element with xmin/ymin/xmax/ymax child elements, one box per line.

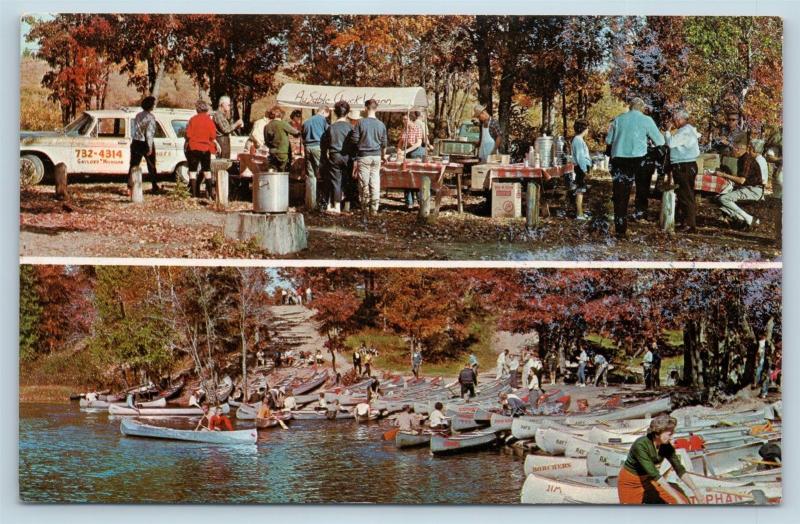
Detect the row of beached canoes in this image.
<box><xmin>512</xmin><ymin>400</ymin><xmax>782</xmax><ymax>504</ymax></box>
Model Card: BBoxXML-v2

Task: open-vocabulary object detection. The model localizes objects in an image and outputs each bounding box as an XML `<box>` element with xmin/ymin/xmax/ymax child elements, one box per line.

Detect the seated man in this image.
<box><xmin>428</xmin><ymin>402</ymin><xmax>449</xmax><ymax>430</ymax></box>
<box><xmin>714</xmin><ymin>138</ymin><xmax>767</xmax><ymax>230</ymax></box>
<box><xmin>395</xmin><ymin>405</ymin><xmax>420</xmax><ymax>433</ymax></box>
<box><xmin>208</xmin><ymin>406</ymin><xmax>233</xmax><ymax>431</ymax></box>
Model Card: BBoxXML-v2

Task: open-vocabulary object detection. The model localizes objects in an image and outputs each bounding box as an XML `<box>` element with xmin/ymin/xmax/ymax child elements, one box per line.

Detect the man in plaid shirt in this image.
<box><xmin>399</xmin><ymin>113</ymin><xmax>425</xmax><ymax>208</ymax></box>
<box><xmin>129</xmin><ymin>96</ymin><xmax>160</xmax><ymax>193</ymax></box>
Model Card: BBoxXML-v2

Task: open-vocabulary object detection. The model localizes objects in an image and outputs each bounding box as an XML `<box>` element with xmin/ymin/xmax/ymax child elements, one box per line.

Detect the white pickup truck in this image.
<box><xmin>19</xmin><ymin>107</ymin><xmax>249</xmax><ymax>186</ymax></box>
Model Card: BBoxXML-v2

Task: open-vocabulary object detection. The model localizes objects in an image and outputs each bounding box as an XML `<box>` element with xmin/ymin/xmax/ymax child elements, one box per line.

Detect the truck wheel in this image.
<box><xmin>20</xmin><ymin>154</ymin><xmax>45</xmax><ymax>187</ymax></box>
<box><xmin>174</xmin><ymin>163</ymin><xmax>190</xmax><ymax>185</ymax></box>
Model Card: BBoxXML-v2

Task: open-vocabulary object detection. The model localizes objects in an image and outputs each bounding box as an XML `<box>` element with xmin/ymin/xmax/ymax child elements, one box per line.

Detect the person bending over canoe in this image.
<box><xmin>618</xmin><ymin>415</ymin><xmax>704</xmax><ymax>504</ymax></box>
<box><xmin>283</xmin><ymin>390</ymin><xmax>298</xmax><ymax>412</ymax></box>
<box><xmin>208</xmin><ymin>406</ymin><xmax>234</xmax><ymax>431</ymax></box>
<box><xmin>256</xmin><ymin>402</ymin><xmax>272</xmax><ymax>420</ymax></box>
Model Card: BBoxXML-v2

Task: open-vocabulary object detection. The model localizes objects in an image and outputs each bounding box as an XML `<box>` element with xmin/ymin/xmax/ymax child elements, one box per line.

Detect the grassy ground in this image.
<box><xmin>344</xmin><ymin>320</ymin><xmax>496</xmax><ymax>378</ymax></box>
<box><xmin>19</xmin><ymin>385</ymin><xmax>75</xmax><ymax>404</ymax></box>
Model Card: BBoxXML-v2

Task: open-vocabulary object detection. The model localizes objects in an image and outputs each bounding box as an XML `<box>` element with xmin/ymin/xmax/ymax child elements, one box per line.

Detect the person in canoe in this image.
<box><xmin>366</xmin><ymin>377</ymin><xmax>382</xmax><ymax>403</ymax></box>
<box><xmin>428</xmin><ymin>402</ymin><xmax>449</xmax><ymax>430</ymax></box>
<box><xmin>256</xmin><ymin>401</ymin><xmax>272</xmax><ymax>420</ymax></box>
<box><xmin>195</xmin><ymin>405</ymin><xmax>213</xmax><ymax>431</ymax></box>
<box><xmin>208</xmin><ymin>406</ymin><xmax>234</xmax><ymax>431</ymax></box>
<box><xmin>283</xmin><ymin>390</ymin><xmax>298</xmax><ymax>412</ymax></box>
<box><xmin>396</xmin><ymin>405</ymin><xmax>421</xmax><ymax>434</ymax></box>
<box><xmin>315</xmin><ymin>392</ymin><xmax>328</xmax><ymax>412</ymax></box>
<box><xmin>618</xmin><ymin>415</ymin><xmax>704</xmax><ymax>504</ymax></box>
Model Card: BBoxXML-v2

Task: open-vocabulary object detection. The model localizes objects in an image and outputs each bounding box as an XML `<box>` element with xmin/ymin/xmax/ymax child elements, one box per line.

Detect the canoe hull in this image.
<box><xmin>395</xmin><ymin>431</ymin><xmax>433</xmax><ymax>449</ymax></box>
<box><xmin>430</xmin><ymin>430</ymin><xmax>498</xmax><ymax>455</ymax></box>
<box><xmin>120</xmin><ymin>419</ymin><xmax>256</xmax><ymax>445</ymax></box>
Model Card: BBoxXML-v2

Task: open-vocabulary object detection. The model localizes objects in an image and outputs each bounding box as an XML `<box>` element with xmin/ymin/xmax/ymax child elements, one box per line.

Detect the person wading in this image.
<box><xmin>618</xmin><ymin>415</ymin><xmax>704</xmax><ymax>504</ymax></box>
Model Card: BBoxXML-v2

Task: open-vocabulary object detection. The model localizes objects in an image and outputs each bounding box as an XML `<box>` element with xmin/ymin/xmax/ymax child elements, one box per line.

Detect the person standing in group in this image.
<box><xmin>474</xmin><ymin>105</ymin><xmax>501</xmax><ymax>163</ymax></box>
<box><xmin>398</xmin><ymin>112</ymin><xmax>425</xmax><ymax>209</ymax></box>
<box><xmin>546</xmin><ymin>350</ymin><xmax>558</xmax><ymax>385</ymax></box>
<box><xmin>469</xmin><ymin>352</ymin><xmax>480</xmax><ymax>385</ymax></box>
<box><xmin>350</xmin><ymin>99</ymin><xmax>388</xmax><ymax>218</ymax></box>
<box><xmin>577</xmin><ymin>347</ymin><xmax>589</xmax><ymax>387</ymax></box>
<box><xmin>651</xmin><ymin>343</ymin><xmax>662</xmax><ymax>388</ymax></box>
<box><xmin>496</xmin><ymin>349</ymin><xmax>509</xmax><ymax>379</ymax></box>
<box><xmin>184</xmin><ymin>100</ymin><xmax>219</xmax><ymax>198</ymax></box>
<box><xmin>508</xmin><ymin>353</ymin><xmax>521</xmax><ymax>389</ymax></box>
<box><xmin>605</xmin><ymin>97</ymin><xmax>665</xmax><ymax>238</ymax></box>
<box><xmin>246</xmin><ymin>107</ymin><xmax>271</xmax><ymax>154</ymax></box>
<box><xmin>213</xmin><ymin>96</ymin><xmax>243</xmax><ymax>160</ymax></box>
<box><xmin>714</xmin><ymin>138</ymin><xmax>766</xmax><ymax>230</ymax></box>
<box><xmin>521</xmin><ymin>352</ymin><xmax>533</xmax><ymax>390</ymax></box>
<box><xmin>527</xmin><ymin>367</ymin><xmax>544</xmax><ymax>412</ymax></box>
<box><xmin>302</xmin><ymin>106</ymin><xmax>330</xmax><ymax>211</ymax></box>
<box><xmin>643</xmin><ymin>345</ymin><xmax>654</xmax><ymax>389</ymax></box>
<box><xmin>320</xmin><ymin>101</ymin><xmax>354</xmax><ymax>214</ymax></box>
<box><xmin>305</xmin><ymin>286</ymin><xmax>313</xmax><ymax>304</ymax></box>
<box><xmin>352</xmin><ymin>345</ymin><xmax>363</xmax><ymax>376</ymax></box>
<box><xmin>571</xmin><ymin>119</ymin><xmax>592</xmax><ymax>220</ymax></box>
<box><xmin>264</xmin><ymin>106</ymin><xmax>301</xmax><ymax>172</ymax></box>
<box><xmin>129</xmin><ymin>96</ymin><xmax>161</xmax><ymax>194</ymax></box>
<box><xmin>618</xmin><ymin>415</ymin><xmax>703</xmax><ymax>504</ymax></box>
<box><xmin>363</xmin><ymin>349</ymin><xmax>373</xmax><ymax>377</ymax></box>
<box><xmin>593</xmin><ymin>352</ymin><xmax>609</xmax><ymax>387</ymax></box>
<box><xmin>411</xmin><ymin>348</ymin><xmax>423</xmax><ymax>380</ymax></box>
<box><xmin>665</xmin><ymin>109</ymin><xmax>701</xmax><ymax>233</ymax></box>
<box><xmin>458</xmin><ymin>362</ymin><xmax>477</xmax><ymax>399</ymax></box>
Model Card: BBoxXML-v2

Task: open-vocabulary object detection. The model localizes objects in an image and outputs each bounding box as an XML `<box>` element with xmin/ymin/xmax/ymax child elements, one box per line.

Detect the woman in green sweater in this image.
<box><xmin>618</xmin><ymin>414</ymin><xmax>704</xmax><ymax>504</ymax></box>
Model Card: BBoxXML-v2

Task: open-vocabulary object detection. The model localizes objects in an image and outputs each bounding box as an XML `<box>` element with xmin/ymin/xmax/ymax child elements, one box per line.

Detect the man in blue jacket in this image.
<box><xmin>302</xmin><ymin>105</ymin><xmax>330</xmax><ymax>211</ymax></box>
<box><xmin>606</xmin><ymin>97</ymin><xmax>665</xmax><ymax>238</ymax></box>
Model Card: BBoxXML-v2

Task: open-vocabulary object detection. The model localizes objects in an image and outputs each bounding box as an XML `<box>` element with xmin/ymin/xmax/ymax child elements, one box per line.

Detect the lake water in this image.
<box><xmin>19</xmin><ymin>403</ymin><xmax>525</xmax><ymax>504</ymax></box>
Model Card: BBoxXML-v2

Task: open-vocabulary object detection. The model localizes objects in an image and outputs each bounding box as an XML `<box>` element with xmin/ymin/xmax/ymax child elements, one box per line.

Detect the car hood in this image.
<box><xmin>20</xmin><ymin>131</ymin><xmax>62</xmax><ymax>139</ymax></box>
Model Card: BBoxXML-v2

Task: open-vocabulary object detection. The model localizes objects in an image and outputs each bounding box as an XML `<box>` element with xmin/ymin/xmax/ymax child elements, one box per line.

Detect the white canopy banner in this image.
<box><xmin>276</xmin><ymin>83</ymin><xmax>428</xmax><ymax>112</ymax></box>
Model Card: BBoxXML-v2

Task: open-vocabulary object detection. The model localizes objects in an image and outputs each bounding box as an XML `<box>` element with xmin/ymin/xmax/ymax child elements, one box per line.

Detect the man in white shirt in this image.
<box><xmin>643</xmin><ymin>348</ymin><xmax>654</xmax><ymax>389</ymax></box>
<box><xmin>428</xmin><ymin>402</ymin><xmax>448</xmax><ymax>429</ymax></box>
<box><xmin>496</xmin><ymin>349</ymin><xmax>509</xmax><ymax>378</ymax></box>
<box><xmin>247</xmin><ymin>108</ymin><xmax>271</xmax><ymax>153</ymax></box>
<box><xmin>283</xmin><ymin>391</ymin><xmax>298</xmax><ymax>411</ymax></box>
<box><xmin>577</xmin><ymin>349</ymin><xmax>589</xmax><ymax>387</ymax></box>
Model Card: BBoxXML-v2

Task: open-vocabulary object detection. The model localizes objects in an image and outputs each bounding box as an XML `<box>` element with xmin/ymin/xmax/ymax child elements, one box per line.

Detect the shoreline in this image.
<box><xmin>19</xmin><ymin>385</ymin><xmax>75</xmax><ymax>404</ymax></box>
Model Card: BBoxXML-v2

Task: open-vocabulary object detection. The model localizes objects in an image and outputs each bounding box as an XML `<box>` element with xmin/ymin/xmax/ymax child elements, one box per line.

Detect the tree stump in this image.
<box><xmin>418</xmin><ymin>175</ymin><xmax>431</xmax><ymax>220</ymax></box>
<box><xmin>526</xmin><ymin>181</ymin><xmax>539</xmax><ymax>229</ymax></box>
<box><xmin>54</xmin><ymin>162</ymin><xmax>69</xmax><ymax>201</ymax></box>
<box><xmin>215</xmin><ymin>170</ymin><xmax>229</xmax><ymax>208</ymax></box>
<box><xmin>223</xmin><ymin>212</ymin><xmax>308</xmax><ymax>255</ymax></box>
<box><xmin>130</xmin><ymin>167</ymin><xmax>144</xmax><ymax>204</ymax></box>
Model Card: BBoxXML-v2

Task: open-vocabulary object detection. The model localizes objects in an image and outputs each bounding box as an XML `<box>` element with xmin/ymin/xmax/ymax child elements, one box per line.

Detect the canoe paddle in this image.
<box><xmin>277</xmin><ymin>418</ymin><xmax>289</xmax><ymax>430</ymax></box>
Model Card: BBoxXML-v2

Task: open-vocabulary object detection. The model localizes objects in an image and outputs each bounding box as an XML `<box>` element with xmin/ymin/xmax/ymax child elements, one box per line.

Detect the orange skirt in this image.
<box><xmin>617</xmin><ymin>467</ymin><xmax>688</xmax><ymax>504</ymax></box>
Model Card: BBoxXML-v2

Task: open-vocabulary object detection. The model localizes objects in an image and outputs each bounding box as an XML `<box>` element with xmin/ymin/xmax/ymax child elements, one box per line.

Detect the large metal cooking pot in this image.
<box><xmin>535</xmin><ymin>136</ymin><xmax>554</xmax><ymax>168</ymax></box>
<box><xmin>253</xmin><ymin>171</ymin><xmax>289</xmax><ymax>213</ymax></box>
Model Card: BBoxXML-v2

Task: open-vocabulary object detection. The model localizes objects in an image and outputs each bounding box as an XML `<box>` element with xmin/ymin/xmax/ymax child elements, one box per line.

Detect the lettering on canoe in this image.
<box><xmin>444</xmin><ymin>440</ymin><xmax>460</xmax><ymax>448</ymax></box>
<box><xmin>533</xmin><ymin>463</ymin><xmax>573</xmax><ymax>472</ymax></box>
<box><xmin>545</xmin><ymin>484</ymin><xmax>563</xmax><ymax>494</ymax></box>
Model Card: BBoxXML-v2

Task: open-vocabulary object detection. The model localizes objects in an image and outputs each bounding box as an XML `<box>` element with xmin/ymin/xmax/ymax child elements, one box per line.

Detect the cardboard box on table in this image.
<box><xmin>491</xmin><ymin>182</ymin><xmax>522</xmax><ymax>218</ymax></box>
<box><xmin>470</xmin><ymin>163</ymin><xmax>499</xmax><ymax>191</ymax></box>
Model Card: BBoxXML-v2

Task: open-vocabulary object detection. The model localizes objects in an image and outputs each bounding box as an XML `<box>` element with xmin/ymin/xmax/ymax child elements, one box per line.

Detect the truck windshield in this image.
<box><xmin>64</xmin><ymin>114</ymin><xmax>94</xmax><ymax>137</ymax></box>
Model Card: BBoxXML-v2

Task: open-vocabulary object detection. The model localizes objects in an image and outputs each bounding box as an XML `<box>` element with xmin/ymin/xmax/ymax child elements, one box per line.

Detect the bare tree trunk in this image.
<box><xmin>150</xmin><ymin>61</ymin><xmax>165</xmax><ymax>102</ymax></box>
<box><xmin>474</xmin><ymin>16</ymin><xmax>494</xmax><ymax>110</ymax></box>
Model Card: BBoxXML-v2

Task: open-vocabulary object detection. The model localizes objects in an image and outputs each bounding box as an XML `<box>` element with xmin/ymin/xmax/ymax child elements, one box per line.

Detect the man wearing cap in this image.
<box><xmin>606</xmin><ymin>97</ymin><xmax>665</xmax><ymax>238</ymax></box>
<box><xmin>714</xmin><ymin>137</ymin><xmax>766</xmax><ymax>230</ymax></box>
<box><xmin>350</xmin><ymin>99</ymin><xmax>388</xmax><ymax>217</ymax></box>
<box><xmin>474</xmin><ymin>105</ymin><xmax>501</xmax><ymax>163</ymax></box>
<box><xmin>665</xmin><ymin>108</ymin><xmax>701</xmax><ymax>233</ymax></box>
<box><xmin>302</xmin><ymin>106</ymin><xmax>330</xmax><ymax>211</ymax></box>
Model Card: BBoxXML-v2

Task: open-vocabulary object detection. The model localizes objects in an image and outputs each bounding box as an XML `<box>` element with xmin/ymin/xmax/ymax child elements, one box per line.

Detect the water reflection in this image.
<box><xmin>19</xmin><ymin>403</ymin><xmax>524</xmax><ymax>504</ymax></box>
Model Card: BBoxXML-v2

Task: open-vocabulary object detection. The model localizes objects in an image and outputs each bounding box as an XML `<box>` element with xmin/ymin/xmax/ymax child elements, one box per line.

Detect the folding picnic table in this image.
<box><xmin>377</xmin><ymin>160</ymin><xmax>465</xmax><ymax>217</ymax></box>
